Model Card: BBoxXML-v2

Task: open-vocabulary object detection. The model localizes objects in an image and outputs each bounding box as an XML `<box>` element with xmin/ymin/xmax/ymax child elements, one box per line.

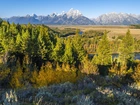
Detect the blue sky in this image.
<box><xmin>0</xmin><ymin>0</ymin><xmax>140</xmax><ymax>18</ymax></box>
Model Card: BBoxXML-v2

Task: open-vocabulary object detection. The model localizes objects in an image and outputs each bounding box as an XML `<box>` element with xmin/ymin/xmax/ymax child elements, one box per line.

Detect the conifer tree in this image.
<box><xmin>93</xmin><ymin>31</ymin><xmax>111</xmax><ymax>65</ymax></box>
<box><xmin>21</xmin><ymin>29</ymin><xmax>30</xmax><ymax>53</ymax></box>
<box><xmin>38</xmin><ymin>26</ymin><xmax>48</xmax><ymax>59</ymax></box>
<box><xmin>132</xmin><ymin>63</ymin><xmax>140</xmax><ymax>84</ymax></box>
<box><xmin>16</xmin><ymin>33</ymin><xmax>22</xmax><ymax>52</ymax></box>
<box><xmin>30</xmin><ymin>28</ymin><xmax>39</xmax><ymax>56</ymax></box>
<box><xmin>73</xmin><ymin>31</ymin><xmax>85</xmax><ymax>65</ymax></box>
<box><xmin>9</xmin><ymin>37</ymin><xmax>16</xmax><ymax>52</ymax></box>
<box><xmin>9</xmin><ymin>23</ymin><xmax>18</xmax><ymax>35</ymax></box>
<box><xmin>52</xmin><ymin>36</ymin><xmax>64</xmax><ymax>62</ymax></box>
<box><xmin>119</xmin><ymin>29</ymin><xmax>134</xmax><ymax>65</ymax></box>
<box><xmin>63</xmin><ymin>38</ymin><xmax>74</xmax><ymax>64</ymax></box>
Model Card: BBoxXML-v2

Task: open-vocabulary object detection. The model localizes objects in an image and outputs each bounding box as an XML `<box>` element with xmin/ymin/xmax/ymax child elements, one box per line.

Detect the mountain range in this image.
<box><xmin>3</xmin><ymin>8</ymin><xmax>140</xmax><ymax>25</ymax></box>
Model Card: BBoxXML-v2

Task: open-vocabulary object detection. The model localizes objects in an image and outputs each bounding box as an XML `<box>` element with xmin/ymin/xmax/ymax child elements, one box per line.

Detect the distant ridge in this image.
<box><xmin>2</xmin><ymin>8</ymin><xmax>140</xmax><ymax>25</ymax></box>
<box><xmin>93</xmin><ymin>12</ymin><xmax>140</xmax><ymax>25</ymax></box>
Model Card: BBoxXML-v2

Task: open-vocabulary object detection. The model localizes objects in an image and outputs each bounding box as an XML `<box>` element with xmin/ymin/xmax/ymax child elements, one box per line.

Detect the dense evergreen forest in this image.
<box><xmin>0</xmin><ymin>20</ymin><xmax>140</xmax><ymax>89</ymax></box>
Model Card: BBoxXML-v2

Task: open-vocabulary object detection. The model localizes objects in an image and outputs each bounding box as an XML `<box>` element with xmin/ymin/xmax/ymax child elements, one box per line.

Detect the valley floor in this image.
<box><xmin>50</xmin><ymin>25</ymin><xmax>140</xmax><ymax>40</ymax></box>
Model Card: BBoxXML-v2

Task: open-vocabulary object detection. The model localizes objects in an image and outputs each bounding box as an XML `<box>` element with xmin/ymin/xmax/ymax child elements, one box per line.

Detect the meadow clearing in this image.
<box><xmin>49</xmin><ymin>25</ymin><xmax>140</xmax><ymax>39</ymax></box>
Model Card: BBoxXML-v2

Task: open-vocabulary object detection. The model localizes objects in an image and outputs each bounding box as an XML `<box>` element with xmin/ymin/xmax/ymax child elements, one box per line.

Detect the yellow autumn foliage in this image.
<box><xmin>132</xmin><ymin>63</ymin><xmax>140</xmax><ymax>85</ymax></box>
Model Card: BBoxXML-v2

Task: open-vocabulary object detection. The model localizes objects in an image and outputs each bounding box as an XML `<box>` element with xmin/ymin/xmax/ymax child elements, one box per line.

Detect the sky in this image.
<box><xmin>0</xmin><ymin>0</ymin><xmax>140</xmax><ymax>18</ymax></box>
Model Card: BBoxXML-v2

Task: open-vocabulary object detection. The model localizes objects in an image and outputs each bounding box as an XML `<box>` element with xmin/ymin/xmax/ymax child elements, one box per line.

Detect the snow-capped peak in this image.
<box><xmin>61</xmin><ymin>11</ymin><xmax>66</xmax><ymax>15</ymax></box>
<box><xmin>66</xmin><ymin>8</ymin><xmax>82</xmax><ymax>18</ymax></box>
<box><xmin>32</xmin><ymin>14</ymin><xmax>37</xmax><ymax>18</ymax></box>
<box><xmin>50</xmin><ymin>12</ymin><xmax>58</xmax><ymax>17</ymax></box>
<box><xmin>56</xmin><ymin>11</ymin><xmax>66</xmax><ymax>16</ymax></box>
<box><xmin>25</xmin><ymin>14</ymin><xmax>31</xmax><ymax>17</ymax></box>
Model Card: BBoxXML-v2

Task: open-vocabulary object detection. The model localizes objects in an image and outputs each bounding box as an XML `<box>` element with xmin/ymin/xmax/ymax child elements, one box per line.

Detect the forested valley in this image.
<box><xmin>0</xmin><ymin>20</ymin><xmax>140</xmax><ymax>104</ymax></box>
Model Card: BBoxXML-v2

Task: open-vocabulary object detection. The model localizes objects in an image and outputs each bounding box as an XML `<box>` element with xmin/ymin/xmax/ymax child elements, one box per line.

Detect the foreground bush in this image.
<box><xmin>0</xmin><ymin>62</ymin><xmax>84</xmax><ymax>88</ymax></box>
<box><xmin>30</xmin><ymin>63</ymin><xmax>83</xmax><ymax>87</ymax></box>
<box><xmin>132</xmin><ymin>63</ymin><xmax>140</xmax><ymax>85</ymax></box>
<box><xmin>81</xmin><ymin>55</ymin><xmax>99</xmax><ymax>75</ymax></box>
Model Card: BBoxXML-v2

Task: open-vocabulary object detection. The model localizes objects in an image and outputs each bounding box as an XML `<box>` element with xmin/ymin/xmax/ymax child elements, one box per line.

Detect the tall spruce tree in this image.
<box><xmin>93</xmin><ymin>30</ymin><xmax>111</xmax><ymax>65</ymax></box>
<box><xmin>38</xmin><ymin>27</ymin><xmax>47</xmax><ymax>59</ymax></box>
<box><xmin>63</xmin><ymin>38</ymin><xmax>74</xmax><ymax>64</ymax></box>
<box><xmin>21</xmin><ymin>29</ymin><xmax>30</xmax><ymax>53</ymax></box>
<box><xmin>119</xmin><ymin>29</ymin><xmax>134</xmax><ymax>65</ymax></box>
<box><xmin>16</xmin><ymin>33</ymin><xmax>22</xmax><ymax>52</ymax></box>
<box><xmin>52</xmin><ymin>36</ymin><xmax>64</xmax><ymax>62</ymax></box>
<box><xmin>73</xmin><ymin>30</ymin><xmax>85</xmax><ymax>65</ymax></box>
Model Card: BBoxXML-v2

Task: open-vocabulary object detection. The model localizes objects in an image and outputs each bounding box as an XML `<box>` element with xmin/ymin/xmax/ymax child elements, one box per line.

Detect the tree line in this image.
<box><xmin>0</xmin><ymin>20</ymin><xmax>139</xmax><ymax>88</ymax></box>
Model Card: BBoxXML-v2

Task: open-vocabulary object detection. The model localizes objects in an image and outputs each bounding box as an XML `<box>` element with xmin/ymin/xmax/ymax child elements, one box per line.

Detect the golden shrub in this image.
<box><xmin>81</xmin><ymin>56</ymin><xmax>99</xmax><ymax>75</ymax></box>
<box><xmin>132</xmin><ymin>63</ymin><xmax>140</xmax><ymax>85</ymax></box>
<box><xmin>10</xmin><ymin>67</ymin><xmax>23</xmax><ymax>88</ymax></box>
<box><xmin>0</xmin><ymin>68</ymin><xmax>10</xmax><ymax>81</ymax></box>
<box><xmin>30</xmin><ymin>63</ymin><xmax>82</xmax><ymax>87</ymax></box>
<box><xmin>109</xmin><ymin>64</ymin><xmax>128</xmax><ymax>77</ymax></box>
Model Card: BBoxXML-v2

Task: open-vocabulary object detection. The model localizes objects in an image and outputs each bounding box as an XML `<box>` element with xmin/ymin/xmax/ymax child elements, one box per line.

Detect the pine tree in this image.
<box><xmin>0</xmin><ymin>21</ymin><xmax>11</xmax><ymax>52</ymax></box>
<box><xmin>38</xmin><ymin>27</ymin><xmax>48</xmax><ymax>59</ymax></box>
<box><xmin>20</xmin><ymin>29</ymin><xmax>32</xmax><ymax>65</ymax></box>
<box><xmin>72</xmin><ymin>32</ymin><xmax>85</xmax><ymax>65</ymax></box>
<box><xmin>132</xmin><ymin>63</ymin><xmax>140</xmax><ymax>84</ymax></box>
<box><xmin>38</xmin><ymin>26</ymin><xmax>52</xmax><ymax>60</ymax></box>
<box><xmin>52</xmin><ymin>36</ymin><xmax>64</xmax><ymax>62</ymax></box>
<box><xmin>9</xmin><ymin>23</ymin><xmax>18</xmax><ymax>35</ymax></box>
<box><xmin>119</xmin><ymin>29</ymin><xmax>134</xmax><ymax>65</ymax></box>
<box><xmin>21</xmin><ymin>29</ymin><xmax>30</xmax><ymax>53</ymax></box>
<box><xmin>63</xmin><ymin>38</ymin><xmax>74</xmax><ymax>64</ymax></box>
<box><xmin>93</xmin><ymin>30</ymin><xmax>111</xmax><ymax>65</ymax></box>
<box><xmin>27</xmin><ymin>27</ymin><xmax>39</xmax><ymax>57</ymax></box>
<box><xmin>9</xmin><ymin>37</ymin><xmax>16</xmax><ymax>52</ymax></box>
<box><xmin>16</xmin><ymin>33</ymin><xmax>22</xmax><ymax>52</ymax></box>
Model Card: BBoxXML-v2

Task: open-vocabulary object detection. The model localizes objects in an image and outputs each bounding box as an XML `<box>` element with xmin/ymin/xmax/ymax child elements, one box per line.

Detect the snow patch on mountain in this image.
<box><xmin>66</xmin><ymin>8</ymin><xmax>82</xmax><ymax>18</ymax></box>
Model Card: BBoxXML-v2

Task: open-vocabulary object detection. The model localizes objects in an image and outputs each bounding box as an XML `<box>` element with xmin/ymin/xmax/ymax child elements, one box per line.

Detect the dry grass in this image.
<box><xmin>49</xmin><ymin>25</ymin><xmax>140</xmax><ymax>40</ymax></box>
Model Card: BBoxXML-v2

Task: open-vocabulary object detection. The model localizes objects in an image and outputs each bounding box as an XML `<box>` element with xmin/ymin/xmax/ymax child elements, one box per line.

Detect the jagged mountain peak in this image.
<box><xmin>50</xmin><ymin>13</ymin><xmax>58</xmax><ymax>17</ymax></box>
<box><xmin>59</xmin><ymin>11</ymin><xmax>66</xmax><ymax>16</ymax></box>
<box><xmin>25</xmin><ymin>14</ymin><xmax>31</xmax><ymax>17</ymax></box>
<box><xmin>47</xmin><ymin>8</ymin><xmax>82</xmax><ymax>18</ymax></box>
<box><xmin>66</xmin><ymin>8</ymin><xmax>82</xmax><ymax>18</ymax></box>
<box><xmin>32</xmin><ymin>14</ymin><xmax>37</xmax><ymax>18</ymax></box>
